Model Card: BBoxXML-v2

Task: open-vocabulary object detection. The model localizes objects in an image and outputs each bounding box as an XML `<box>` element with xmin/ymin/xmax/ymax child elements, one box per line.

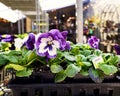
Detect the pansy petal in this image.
<box><xmin>61</xmin><ymin>31</ymin><xmax>68</xmax><ymax>39</ymax></box>
<box><xmin>114</xmin><ymin>44</ymin><xmax>120</xmax><ymax>55</ymax></box>
<box><xmin>26</xmin><ymin>42</ymin><xmax>35</xmax><ymax>50</ymax></box>
<box><xmin>52</xmin><ymin>40</ymin><xmax>60</xmax><ymax>49</ymax></box>
<box><xmin>37</xmin><ymin>33</ymin><xmax>49</xmax><ymax>42</ymax></box>
<box><xmin>25</xmin><ymin>33</ymin><xmax>35</xmax><ymax>50</ymax></box>
<box><xmin>47</xmin><ymin>46</ymin><xmax>57</xmax><ymax>58</ymax></box>
<box><xmin>41</xmin><ymin>36</ymin><xmax>52</xmax><ymax>43</ymax></box>
<box><xmin>36</xmin><ymin>33</ymin><xmax>49</xmax><ymax>48</ymax></box>
<box><xmin>14</xmin><ymin>38</ymin><xmax>23</xmax><ymax>50</ymax></box>
<box><xmin>65</xmin><ymin>41</ymin><xmax>71</xmax><ymax>50</ymax></box>
<box><xmin>49</xmin><ymin>29</ymin><xmax>64</xmax><ymax>40</ymax></box>
<box><xmin>37</xmin><ymin>43</ymin><xmax>48</xmax><ymax>56</ymax></box>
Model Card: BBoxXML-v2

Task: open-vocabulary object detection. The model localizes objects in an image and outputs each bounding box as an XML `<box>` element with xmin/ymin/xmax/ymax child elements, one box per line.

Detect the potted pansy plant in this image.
<box><xmin>0</xmin><ymin>29</ymin><xmax>120</xmax><ymax>83</ymax></box>
<box><xmin>0</xmin><ymin>29</ymin><xmax>71</xmax><ymax>82</ymax></box>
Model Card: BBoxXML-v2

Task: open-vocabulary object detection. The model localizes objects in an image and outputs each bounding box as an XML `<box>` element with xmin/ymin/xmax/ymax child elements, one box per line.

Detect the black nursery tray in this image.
<box><xmin>8</xmin><ymin>73</ymin><xmax>120</xmax><ymax>84</ymax></box>
<box><xmin>7</xmin><ymin>74</ymin><xmax>120</xmax><ymax>96</ymax></box>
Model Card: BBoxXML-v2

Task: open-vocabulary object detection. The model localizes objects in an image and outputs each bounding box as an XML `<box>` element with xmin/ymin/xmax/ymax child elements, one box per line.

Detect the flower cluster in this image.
<box><xmin>0</xmin><ymin>29</ymin><xmax>71</xmax><ymax>81</ymax></box>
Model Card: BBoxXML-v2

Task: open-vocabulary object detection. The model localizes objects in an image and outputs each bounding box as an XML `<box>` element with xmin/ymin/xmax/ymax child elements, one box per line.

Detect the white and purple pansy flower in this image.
<box><xmin>36</xmin><ymin>29</ymin><xmax>70</xmax><ymax>58</ymax></box>
<box><xmin>24</xmin><ymin>33</ymin><xmax>36</xmax><ymax>50</ymax></box>
<box><xmin>48</xmin><ymin>29</ymin><xmax>70</xmax><ymax>50</ymax></box>
<box><xmin>88</xmin><ymin>36</ymin><xmax>100</xmax><ymax>49</ymax></box>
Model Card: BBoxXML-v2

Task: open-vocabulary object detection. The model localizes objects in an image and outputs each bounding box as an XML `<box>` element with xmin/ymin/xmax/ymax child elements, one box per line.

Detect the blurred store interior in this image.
<box><xmin>0</xmin><ymin>0</ymin><xmax>120</xmax><ymax>52</ymax></box>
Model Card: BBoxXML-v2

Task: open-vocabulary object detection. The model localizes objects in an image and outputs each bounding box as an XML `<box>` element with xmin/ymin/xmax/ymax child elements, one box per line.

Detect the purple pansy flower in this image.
<box><xmin>1</xmin><ymin>35</ymin><xmax>15</xmax><ymax>42</ymax></box>
<box><xmin>24</xmin><ymin>33</ymin><xmax>35</xmax><ymax>50</ymax></box>
<box><xmin>114</xmin><ymin>44</ymin><xmax>120</xmax><ymax>55</ymax></box>
<box><xmin>88</xmin><ymin>36</ymin><xmax>100</xmax><ymax>49</ymax></box>
<box><xmin>48</xmin><ymin>29</ymin><xmax>70</xmax><ymax>50</ymax></box>
<box><xmin>36</xmin><ymin>29</ymin><xmax>70</xmax><ymax>58</ymax></box>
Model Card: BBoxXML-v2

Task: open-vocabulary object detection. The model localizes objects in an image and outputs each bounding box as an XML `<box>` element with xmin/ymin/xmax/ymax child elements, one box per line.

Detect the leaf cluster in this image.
<box><xmin>0</xmin><ymin>43</ymin><xmax>120</xmax><ymax>83</ymax></box>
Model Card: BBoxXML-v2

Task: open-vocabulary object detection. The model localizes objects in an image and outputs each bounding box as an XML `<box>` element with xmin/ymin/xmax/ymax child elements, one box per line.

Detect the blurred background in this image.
<box><xmin>0</xmin><ymin>0</ymin><xmax>120</xmax><ymax>52</ymax></box>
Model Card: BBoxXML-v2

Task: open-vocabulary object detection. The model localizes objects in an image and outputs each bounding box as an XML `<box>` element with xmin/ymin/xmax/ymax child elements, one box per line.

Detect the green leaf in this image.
<box><xmin>102</xmin><ymin>53</ymin><xmax>112</xmax><ymax>63</ymax></box>
<box><xmin>55</xmin><ymin>71</ymin><xmax>67</xmax><ymax>82</ymax></box>
<box><xmin>50</xmin><ymin>65</ymin><xmax>63</xmax><ymax>73</ymax></box>
<box><xmin>9</xmin><ymin>50</ymin><xmax>21</xmax><ymax>55</ymax></box>
<box><xmin>87</xmin><ymin>55</ymin><xmax>96</xmax><ymax>61</ymax></box>
<box><xmin>65</xmin><ymin>64</ymin><xmax>81</xmax><ymax>78</ymax></box>
<box><xmin>82</xmin><ymin>62</ymin><xmax>92</xmax><ymax>67</ymax></box>
<box><xmin>25</xmin><ymin>58</ymin><xmax>36</xmax><ymax>66</ymax></box>
<box><xmin>76</xmin><ymin>55</ymin><xmax>81</xmax><ymax>63</ymax></box>
<box><xmin>80</xmin><ymin>55</ymin><xmax>87</xmax><ymax>61</ymax></box>
<box><xmin>76</xmin><ymin>43</ymin><xmax>91</xmax><ymax>50</ymax></box>
<box><xmin>80</xmin><ymin>70</ymin><xmax>89</xmax><ymax>76</ymax></box>
<box><xmin>108</xmin><ymin>55</ymin><xmax>119</xmax><ymax>65</ymax></box>
<box><xmin>94</xmin><ymin>49</ymin><xmax>103</xmax><ymax>56</ymax></box>
<box><xmin>21</xmin><ymin>50</ymin><xmax>34</xmax><ymax>65</ymax></box>
<box><xmin>5</xmin><ymin>64</ymin><xmax>25</xmax><ymax>71</ymax></box>
<box><xmin>63</xmin><ymin>52</ymin><xmax>76</xmax><ymax>61</ymax></box>
<box><xmin>82</xmin><ymin>50</ymin><xmax>91</xmax><ymax>56</ymax></box>
<box><xmin>56</xmin><ymin>50</ymin><xmax>63</xmax><ymax>58</ymax></box>
<box><xmin>99</xmin><ymin>64</ymin><xmax>118</xmax><ymax>75</ymax></box>
<box><xmin>71</xmin><ymin>46</ymin><xmax>80</xmax><ymax>55</ymax></box>
<box><xmin>0</xmin><ymin>54</ymin><xmax>8</xmax><ymax>66</ymax></box>
<box><xmin>27</xmin><ymin>51</ymin><xmax>37</xmax><ymax>62</ymax></box>
<box><xmin>3</xmin><ymin>55</ymin><xmax>18</xmax><ymax>63</ymax></box>
<box><xmin>16</xmin><ymin>68</ymin><xmax>33</xmax><ymax>77</ymax></box>
<box><xmin>76</xmin><ymin>55</ymin><xmax>87</xmax><ymax>62</ymax></box>
<box><xmin>89</xmin><ymin>68</ymin><xmax>103</xmax><ymax>83</ymax></box>
<box><xmin>0</xmin><ymin>42</ymin><xmax>11</xmax><ymax>51</ymax></box>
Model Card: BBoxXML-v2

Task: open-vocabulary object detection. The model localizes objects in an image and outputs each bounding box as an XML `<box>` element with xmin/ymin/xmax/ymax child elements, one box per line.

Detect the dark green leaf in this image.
<box><xmin>3</xmin><ymin>55</ymin><xmax>18</xmax><ymax>63</ymax></box>
<box><xmin>9</xmin><ymin>50</ymin><xmax>21</xmax><ymax>55</ymax></box>
<box><xmin>0</xmin><ymin>54</ymin><xmax>8</xmax><ymax>66</ymax></box>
